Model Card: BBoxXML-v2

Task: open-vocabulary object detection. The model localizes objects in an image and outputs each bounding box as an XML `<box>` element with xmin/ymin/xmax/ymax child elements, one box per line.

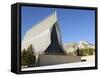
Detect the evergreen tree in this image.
<box><xmin>26</xmin><ymin>44</ymin><xmax>36</xmax><ymax>67</ymax></box>
<box><xmin>21</xmin><ymin>49</ymin><xmax>27</xmax><ymax>66</ymax></box>
<box><xmin>21</xmin><ymin>44</ymin><xmax>36</xmax><ymax>67</ymax></box>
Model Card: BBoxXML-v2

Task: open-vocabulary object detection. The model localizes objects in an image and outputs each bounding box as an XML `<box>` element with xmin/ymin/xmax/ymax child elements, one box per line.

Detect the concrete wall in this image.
<box><xmin>38</xmin><ymin>55</ymin><xmax>81</xmax><ymax>66</ymax></box>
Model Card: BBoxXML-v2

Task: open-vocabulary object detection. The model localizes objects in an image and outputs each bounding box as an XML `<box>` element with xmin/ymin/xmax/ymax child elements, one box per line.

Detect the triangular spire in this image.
<box><xmin>54</xmin><ymin>10</ymin><xmax>57</xmax><ymax>17</ymax></box>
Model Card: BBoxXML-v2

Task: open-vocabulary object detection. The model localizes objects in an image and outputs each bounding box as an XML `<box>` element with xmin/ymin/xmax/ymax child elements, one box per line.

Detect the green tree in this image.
<box><xmin>79</xmin><ymin>48</ymin><xmax>94</xmax><ymax>56</ymax></box>
<box><xmin>26</xmin><ymin>44</ymin><xmax>36</xmax><ymax>67</ymax></box>
<box><xmin>88</xmin><ymin>48</ymin><xmax>94</xmax><ymax>55</ymax></box>
<box><xmin>21</xmin><ymin>44</ymin><xmax>36</xmax><ymax>67</ymax></box>
<box><xmin>21</xmin><ymin>49</ymin><xmax>27</xmax><ymax>66</ymax></box>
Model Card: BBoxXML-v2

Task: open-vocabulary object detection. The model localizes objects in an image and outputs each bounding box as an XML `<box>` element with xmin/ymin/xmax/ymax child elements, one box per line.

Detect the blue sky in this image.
<box><xmin>21</xmin><ymin>6</ymin><xmax>95</xmax><ymax>44</ymax></box>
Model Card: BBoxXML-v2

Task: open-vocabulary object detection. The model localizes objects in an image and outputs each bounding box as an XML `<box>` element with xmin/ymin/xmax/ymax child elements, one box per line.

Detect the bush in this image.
<box><xmin>79</xmin><ymin>48</ymin><xmax>94</xmax><ymax>56</ymax></box>
<box><xmin>73</xmin><ymin>48</ymin><xmax>95</xmax><ymax>56</ymax></box>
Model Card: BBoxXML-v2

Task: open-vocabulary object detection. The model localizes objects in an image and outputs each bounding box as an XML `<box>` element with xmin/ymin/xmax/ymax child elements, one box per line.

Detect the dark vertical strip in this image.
<box><xmin>11</xmin><ymin>3</ymin><xmax>21</xmax><ymax>74</ymax></box>
<box><xmin>19</xmin><ymin>4</ymin><xmax>22</xmax><ymax>73</ymax></box>
<box><xmin>11</xmin><ymin>4</ymin><xmax>17</xmax><ymax>73</ymax></box>
<box><xmin>95</xmin><ymin>8</ymin><xmax>98</xmax><ymax>69</ymax></box>
<box><xmin>17</xmin><ymin>3</ymin><xmax>21</xmax><ymax>73</ymax></box>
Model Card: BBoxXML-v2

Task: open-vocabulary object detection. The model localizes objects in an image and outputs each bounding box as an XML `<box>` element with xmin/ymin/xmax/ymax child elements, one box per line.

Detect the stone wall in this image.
<box><xmin>38</xmin><ymin>55</ymin><xmax>81</xmax><ymax>66</ymax></box>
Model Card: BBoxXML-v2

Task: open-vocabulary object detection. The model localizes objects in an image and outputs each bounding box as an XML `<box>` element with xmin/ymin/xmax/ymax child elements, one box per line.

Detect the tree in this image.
<box><xmin>21</xmin><ymin>44</ymin><xmax>36</xmax><ymax>67</ymax></box>
<box><xmin>77</xmin><ymin>47</ymin><xmax>80</xmax><ymax>56</ymax></box>
<box><xmin>79</xmin><ymin>48</ymin><xmax>94</xmax><ymax>56</ymax></box>
<box><xmin>26</xmin><ymin>44</ymin><xmax>36</xmax><ymax>67</ymax></box>
<box><xmin>88</xmin><ymin>48</ymin><xmax>94</xmax><ymax>55</ymax></box>
<box><xmin>21</xmin><ymin>49</ymin><xmax>27</xmax><ymax>66</ymax></box>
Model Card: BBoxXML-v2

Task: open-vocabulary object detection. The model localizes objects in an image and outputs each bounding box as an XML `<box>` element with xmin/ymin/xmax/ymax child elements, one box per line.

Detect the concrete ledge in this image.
<box><xmin>38</xmin><ymin>55</ymin><xmax>81</xmax><ymax>66</ymax></box>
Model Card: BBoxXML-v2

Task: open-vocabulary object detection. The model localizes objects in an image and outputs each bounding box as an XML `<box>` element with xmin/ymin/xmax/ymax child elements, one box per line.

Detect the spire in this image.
<box><xmin>54</xmin><ymin>10</ymin><xmax>57</xmax><ymax>17</ymax></box>
<box><xmin>52</xmin><ymin>10</ymin><xmax>57</xmax><ymax>21</ymax></box>
<box><xmin>50</xmin><ymin>10</ymin><xmax>57</xmax><ymax>18</ymax></box>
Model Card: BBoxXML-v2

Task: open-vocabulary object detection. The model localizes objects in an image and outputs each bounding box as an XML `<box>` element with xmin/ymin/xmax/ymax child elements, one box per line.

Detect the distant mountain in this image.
<box><xmin>78</xmin><ymin>40</ymin><xmax>95</xmax><ymax>49</ymax></box>
<box><xmin>63</xmin><ymin>42</ymin><xmax>78</xmax><ymax>53</ymax></box>
<box><xmin>63</xmin><ymin>41</ymin><xmax>95</xmax><ymax>53</ymax></box>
